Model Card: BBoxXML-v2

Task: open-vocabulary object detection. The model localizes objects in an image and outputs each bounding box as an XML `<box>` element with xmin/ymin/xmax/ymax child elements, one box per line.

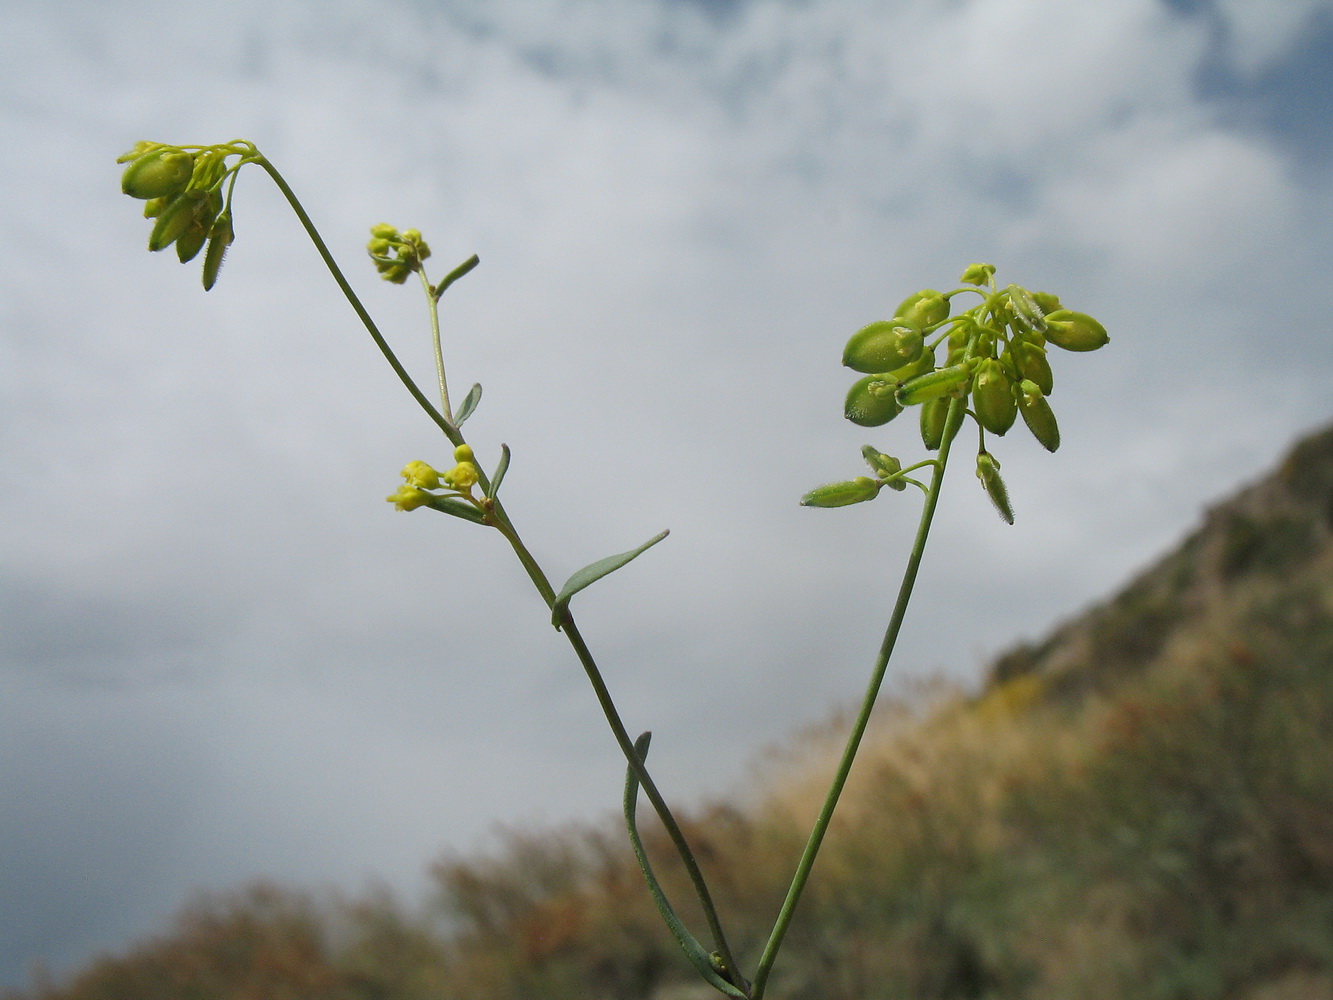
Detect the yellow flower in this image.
<box><xmin>401</xmin><ymin>460</ymin><xmax>442</xmax><ymax>490</ymax></box>
<box><xmin>443</xmin><ymin>461</ymin><xmax>479</xmax><ymax>491</ymax></box>
<box><xmin>386</xmin><ymin>485</ymin><xmax>432</xmax><ymax>511</ymax></box>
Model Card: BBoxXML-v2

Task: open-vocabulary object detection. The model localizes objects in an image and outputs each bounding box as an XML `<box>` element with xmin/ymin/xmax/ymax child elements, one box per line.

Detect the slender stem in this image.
<box><xmin>417</xmin><ymin>268</ymin><xmax>452</xmax><ymax>418</ymax></box>
<box><xmin>257</xmin><ymin>151</ymin><xmax>741</xmax><ymax>990</ymax></box>
<box><xmin>489</xmin><ymin>517</ymin><xmax>744</xmax><ymax>986</ymax></box>
<box><xmin>750</xmin><ymin>393</ymin><xmax>969</xmax><ymax>998</ymax></box>
<box><xmin>254</xmin><ymin>156</ymin><xmax>456</xmax><ymax>440</ymax></box>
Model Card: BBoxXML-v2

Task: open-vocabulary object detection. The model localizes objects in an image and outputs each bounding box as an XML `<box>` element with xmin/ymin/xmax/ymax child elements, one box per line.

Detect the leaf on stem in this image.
<box><xmin>623</xmin><ymin>733</ymin><xmax>748</xmax><ymax>999</ymax></box>
<box><xmin>453</xmin><ymin>383</ymin><xmax>482</xmax><ymax>426</ymax></box>
<box><xmin>487</xmin><ymin>443</ymin><xmax>511</xmax><ymax>500</ymax></box>
<box><xmin>551</xmin><ymin>529</ymin><xmax>669</xmax><ymax>629</ymax></box>
<box><xmin>424</xmin><ymin>496</ymin><xmax>488</xmax><ymax>524</ymax></box>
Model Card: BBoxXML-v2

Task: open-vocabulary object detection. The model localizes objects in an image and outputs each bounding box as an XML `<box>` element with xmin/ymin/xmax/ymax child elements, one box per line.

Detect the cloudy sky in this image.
<box><xmin>3</xmin><ymin>0</ymin><xmax>1333</xmax><ymax>987</ymax></box>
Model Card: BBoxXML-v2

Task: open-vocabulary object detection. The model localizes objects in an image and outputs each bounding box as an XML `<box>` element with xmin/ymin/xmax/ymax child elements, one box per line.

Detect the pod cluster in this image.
<box><xmin>117</xmin><ymin>141</ymin><xmax>251</xmax><ymax>290</ymax></box>
<box><xmin>803</xmin><ymin>264</ymin><xmax>1108</xmax><ymax>521</ymax></box>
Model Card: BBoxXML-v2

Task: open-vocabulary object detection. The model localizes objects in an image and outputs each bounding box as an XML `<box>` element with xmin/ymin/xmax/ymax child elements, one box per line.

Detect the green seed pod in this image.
<box><xmin>894</xmin><ymin>289</ymin><xmax>950</xmax><ymax>329</ymax></box>
<box><xmin>861</xmin><ymin>446</ymin><xmax>907</xmax><ymax>490</ymax></box>
<box><xmin>920</xmin><ymin>395</ymin><xmax>949</xmax><ymax>450</ymax></box>
<box><xmin>843</xmin><ymin>320</ymin><xmax>923</xmax><ymax>374</ymax></box>
<box><xmin>972</xmin><ymin>359</ymin><xmax>1017</xmax><ymax>435</ymax></box>
<box><xmin>175</xmin><ymin>219</ymin><xmax>209</xmax><ymax>263</ymax></box>
<box><xmin>889</xmin><ymin>343</ymin><xmax>936</xmax><ymax>382</ymax></box>
<box><xmin>800</xmin><ymin>476</ymin><xmax>883</xmax><ymax>508</ymax></box>
<box><xmin>845</xmin><ymin>375</ymin><xmax>904</xmax><ymax>427</ymax></box>
<box><xmin>143</xmin><ymin>197</ymin><xmax>165</xmax><ymax>219</ymax></box>
<box><xmin>1012</xmin><ymin>339</ymin><xmax>1054</xmax><ymax>395</ymax></box>
<box><xmin>897</xmin><ymin>362</ymin><xmax>971</xmax><ymax>405</ymax></box>
<box><xmin>1018</xmin><ymin>379</ymin><xmax>1060</xmax><ymax>452</ymax></box>
<box><xmin>976</xmin><ymin>451</ymin><xmax>1014</xmax><ymax>524</ymax></box>
<box><xmin>121</xmin><ymin>149</ymin><xmax>195</xmax><ymax>200</ymax></box>
<box><xmin>147</xmin><ymin>188</ymin><xmax>209</xmax><ymax>252</ymax></box>
<box><xmin>1044</xmin><ymin>310</ymin><xmax>1109</xmax><ymax>352</ymax></box>
<box><xmin>201</xmin><ymin>210</ymin><xmax>234</xmax><ymax>291</ymax></box>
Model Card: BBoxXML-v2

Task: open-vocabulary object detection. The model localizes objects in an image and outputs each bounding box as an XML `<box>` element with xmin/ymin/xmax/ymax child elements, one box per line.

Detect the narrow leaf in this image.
<box><xmin>624</xmin><ymin>733</ymin><xmax>748</xmax><ymax>999</ymax></box>
<box><xmin>453</xmin><ymin>383</ymin><xmax>482</xmax><ymax>426</ymax></box>
<box><xmin>424</xmin><ymin>496</ymin><xmax>488</xmax><ymax>524</ymax></box>
<box><xmin>552</xmin><ymin>529</ymin><xmax>669</xmax><ymax>629</ymax></box>
<box><xmin>487</xmin><ymin>443</ymin><xmax>511</xmax><ymax>500</ymax></box>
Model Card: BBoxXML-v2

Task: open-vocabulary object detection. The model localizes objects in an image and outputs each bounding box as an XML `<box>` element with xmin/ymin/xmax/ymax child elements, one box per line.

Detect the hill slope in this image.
<box><xmin>10</xmin><ymin>427</ymin><xmax>1333</xmax><ymax>1000</ymax></box>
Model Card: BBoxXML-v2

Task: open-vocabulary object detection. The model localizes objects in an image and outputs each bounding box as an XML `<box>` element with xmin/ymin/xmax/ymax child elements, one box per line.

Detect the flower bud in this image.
<box><xmin>843</xmin><ymin>320</ymin><xmax>923</xmax><ymax>374</ymax></box>
<box><xmin>893</xmin><ymin>290</ymin><xmax>950</xmax><ymax>329</ymax></box>
<box><xmin>386</xmin><ymin>484</ymin><xmax>432</xmax><ymax>511</ymax></box>
<box><xmin>976</xmin><ymin>451</ymin><xmax>1014</xmax><ymax>524</ymax></box>
<box><xmin>1018</xmin><ymin>380</ymin><xmax>1060</xmax><ymax>452</ymax></box>
<box><xmin>800</xmin><ymin>476</ymin><xmax>882</xmax><ymax>508</ymax></box>
<box><xmin>896</xmin><ymin>362</ymin><xmax>971</xmax><ymax>406</ymax></box>
<box><xmin>121</xmin><ymin>149</ymin><xmax>195</xmax><ymax>200</ymax></box>
<box><xmin>845</xmin><ymin>375</ymin><xmax>904</xmax><ymax>427</ymax></box>
<box><xmin>1043</xmin><ymin>310</ymin><xmax>1109</xmax><ymax>352</ymax></box>
<box><xmin>1032</xmin><ymin>291</ymin><xmax>1061</xmax><ymax>313</ymax></box>
<box><xmin>960</xmin><ymin>263</ymin><xmax>995</xmax><ymax>286</ymax></box>
<box><xmin>972</xmin><ymin>359</ymin><xmax>1017</xmax><ymax>435</ymax></box>
<box><xmin>370</xmin><ymin>222</ymin><xmax>399</xmax><ymax>239</ymax></box>
<box><xmin>862</xmin><ymin>446</ymin><xmax>907</xmax><ymax>490</ymax></box>
<box><xmin>453</xmin><ymin>444</ymin><xmax>475</xmax><ymax>463</ymax></box>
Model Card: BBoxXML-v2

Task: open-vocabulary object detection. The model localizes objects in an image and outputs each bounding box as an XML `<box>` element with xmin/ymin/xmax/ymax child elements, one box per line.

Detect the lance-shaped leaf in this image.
<box><xmin>424</xmin><ymin>495</ymin><xmax>488</xmax><ymax>524</ymax></box>
<box><xmin>623</xmin><ymin>733</ymin><xmax>748</xmax><ymax>999</ymax></box>
<box><xmin>486</xmin><ymin>443</ymin><xmax>511</xmax><ymax>501</ymax></box>
<box><xmin>552</xmin><ymin>529</ymin><xmax>669</xmax><ymax>629</ymax></box>
<box><xmin>453</xmin><ymin>383</ymin><xmax>482</xmax><ymax>426</ymax></box>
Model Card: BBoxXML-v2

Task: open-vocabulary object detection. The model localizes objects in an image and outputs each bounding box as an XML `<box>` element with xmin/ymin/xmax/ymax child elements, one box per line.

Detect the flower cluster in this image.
<box><xmin>803</xmin><ymin>264</ymin><xmax>1108</xmax><ymax>521</ymax></box>
<box><xmin>386</xmin><ymin>447</ymin><xmax>481</xmax><ymax>511</ymax></box>
<box><xmin>366</xmin><ymin>223</ymin><xmax>431</xmax><ymax>284</ymax></box>
<box><xmin>117</xmin><ymin>141</ymin><xmax>251</xmax><ymax>290</ymax></box>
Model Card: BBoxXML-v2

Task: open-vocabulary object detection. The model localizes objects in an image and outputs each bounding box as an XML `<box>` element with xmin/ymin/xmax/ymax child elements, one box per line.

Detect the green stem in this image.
<box><xmin>490</xmin><ymin>517</ymin><xmax>744</xmax><ymax>988</ymax></box>
<box><xmin>417</xmin><ymin>268</ymin><xmax>452</xmax><ymax>419</ymax></box>
<box><xmin>258</xmin><ymin>151</ymin><xmax>741</xmax><ymax>990</ymax></box>
<box><xmin>254</xmin><ymin>156</ymin><xmax>456</xmax><ymax>440</ymax></box>
<box><xmin>750</xmin><ymin>393</ymin><xmax>968</xmax><ymax>998</ymax></box>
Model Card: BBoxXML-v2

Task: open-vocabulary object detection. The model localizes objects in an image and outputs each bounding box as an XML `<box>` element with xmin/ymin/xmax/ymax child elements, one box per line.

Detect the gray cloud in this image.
<box><xmin>3</xmin><ymin>0</ymin><xmax>1333</xmax><ymax>987</ymax></box>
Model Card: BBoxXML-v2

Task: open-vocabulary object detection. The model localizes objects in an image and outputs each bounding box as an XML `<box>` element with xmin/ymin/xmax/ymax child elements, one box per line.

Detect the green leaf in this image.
<box><xmin>487</xmin><ymin>443</ymin><xmax>511</xmax><ymax>500</ymax></box>
<box><xmin>551</xmin><ymin>529</ymin><xmax>669</xmax><ymax>629</ymax></box>
<box><xmin>453</xmin><ymin>383</ymin><xmax>482</xmax><ymax>426</ymax></box>
<box><xmin>623</xmin><ymin>733</ymin><xmax>748</xmax><ymax>999</ymax></box>
<box><xmin>424</xmin><ymin>496</ymin><xmax>488</xmax><ymax>524</ymax></box>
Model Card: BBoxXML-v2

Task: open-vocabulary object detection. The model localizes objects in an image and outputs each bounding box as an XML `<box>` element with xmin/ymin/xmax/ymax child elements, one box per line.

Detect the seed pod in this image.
<box><xmin>894</xmin><ymin>289</ymin><xmax>950</xmax><ymax>328</ymax></box>
<box><xmin>1044</xmin><ymin>310</ymin><xmax>1109</xmax><ymax>352</ymax></box>
<box><xmin>1012</xmin><ymin>339</ymin><xmax>1054</xmax><ymax>395</ymax></box>
<box><xmin>147</xmin><ymin>188</ymin><xmax>209</xmax><ymax>252</ymax></box>
<box><xmin>201</xmin><ymin>210</ymin><xmax>234</xmax><ymax>290</ymax></box>
<box><xmin>845</xmin><ymin>375</ymin><xmax>904</xmax><ymax>427</ymax></box>
<box><xmin>175</xmin><ymin>219</ymin><xmax>209</xmax><ymax>263</ymax></box>
<box><xmin>896</xmin><ymin>362</ymin><xmax>971</xmax><ymax>406</ymax></box>
<box><xmin>800</xmin><ymin>476</ymin><xmax>883</xmax><ymax>508</ymax></box>
<box><xmin>1018</xmin><ymin>379</ymin><xmax>1060</xmax><ymax>452</ymax></box>
<box><xmin>972</xmin><ymin>359</ymin><xmax>1017</xmax><ymax>435</ymax></box>
<box><xmin>976</xmin><ymin>451</ymin><xmax>1014</xmax><ymax>524</ymax></box>
<box><xmin>121</xmin><ymin>149</ymin><xmax>195</xmax><ymax>200</ymax></box>
<box><xmin>843</xmin><ymin>320</ymin><xmax>923</xmax><ymax>374</ymax></box>
<box><xmin>920</xmin><ymin>395</ymin><xmax>949</xmax><ymax>450</ymax></box>
<box><xmin>1032</xmin><ymin>291</ymin><xmax>1061</xmax><ymax>313</ymax></box>
<box><xmin>889</xmin><ymin>343</ymin><xmax>936</xmax><ymax>382</ymax></box>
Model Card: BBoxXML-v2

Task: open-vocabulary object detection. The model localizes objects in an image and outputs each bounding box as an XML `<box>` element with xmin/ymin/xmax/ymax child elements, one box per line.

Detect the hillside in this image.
<box><xmin>9</xmin><ymin>426</ymin><xmax>1333</xmax><ymax>1000</ymax></box>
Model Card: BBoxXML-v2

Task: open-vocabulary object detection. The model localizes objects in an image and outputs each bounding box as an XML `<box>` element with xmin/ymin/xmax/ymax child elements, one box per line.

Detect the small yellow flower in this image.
<box><xmin>386</xmin><ymin>485</ymin><xmax>432</xmax><ymax>511</ymax></box>
<box><xmin>401</xmin><ymin>460</ymin><xmax>442</xmax><ymax>490</ymax></box>
<box><xmin>443</xmin><ymin>461</ymin><xmax>479</xmax><ymax>491</ymax></box>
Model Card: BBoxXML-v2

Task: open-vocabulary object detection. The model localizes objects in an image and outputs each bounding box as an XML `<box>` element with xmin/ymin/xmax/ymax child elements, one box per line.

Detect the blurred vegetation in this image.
<box><xmin>10</xmin><ymin>426</ymin><xmax>1333</xmax><ymax>1000</ymax></box>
